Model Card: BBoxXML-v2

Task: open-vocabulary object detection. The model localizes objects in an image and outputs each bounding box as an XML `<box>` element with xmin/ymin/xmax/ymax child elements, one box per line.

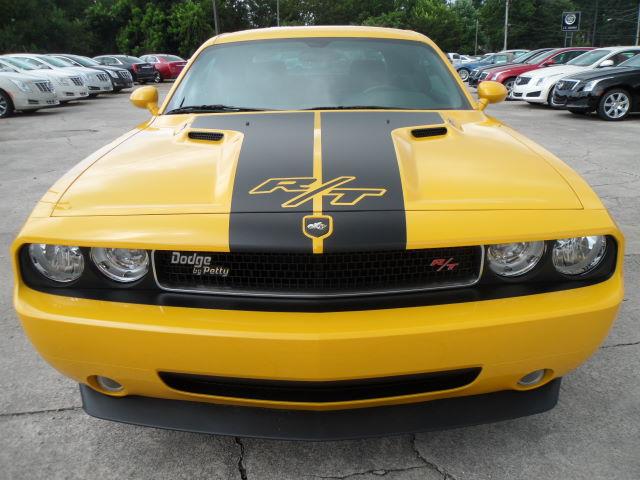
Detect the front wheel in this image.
<box><xmin>458</xmin><ymin>69</ymin><xmax>470</xmax><ymax>82</ymax></box>
<box><xmin>0</xmin><ymin>90</ymin><xmax>13</xmax><ymax>118</ymax></box>
<box><xmin>597</xmin><ymin>89</ymin><xmax>632</xmax><ymax>121</ymax></box>
<box><xmin>504</xmin><ymin>78</ymin><xmax>516</xmax><ymax>99</ymax></box>
<box><xmin>88</xmin><ymin>93</ymin><xmax>99</xmax><ymax>98</ymax></box>
<box><xmin>153</xmin><ymin>71</ymin><xmax>162</xmax><ymax>83</ymax></box>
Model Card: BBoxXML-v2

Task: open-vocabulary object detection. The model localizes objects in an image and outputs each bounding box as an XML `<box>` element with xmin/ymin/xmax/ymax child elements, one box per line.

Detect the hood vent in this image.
<box><xmin>411</xmin><ymin>127</ymin><xmax>448</xmax><ymax>138</ymax></box>
<box><xmin>188</xmin><ymin>131</ymin><xmax>224</xmax><ymax>142</ymax></box>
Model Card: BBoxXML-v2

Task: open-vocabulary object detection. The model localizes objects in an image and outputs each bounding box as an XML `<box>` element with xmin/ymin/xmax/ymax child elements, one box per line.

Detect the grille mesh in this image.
<box><xmin>34</xmin><ymin>82</ymin><xmax>53</xmax><ymax>92</ymax></box>
<box><xmin>188</xmin><ymin>131</ymin><xmax>224</xmax><ymax>142</ymax></box>
<box><xmin>70</xmin><ymin>76</ymin><xmax>83</xmax><ymax>86</ymax></box>
<box><xmin>154</xmin><ymin>247</ymin><xmax>482</xmax><ymax>297</ymax></box>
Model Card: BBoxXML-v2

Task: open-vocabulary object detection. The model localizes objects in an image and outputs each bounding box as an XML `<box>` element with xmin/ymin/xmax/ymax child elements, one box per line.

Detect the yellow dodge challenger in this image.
<box><xmin>12</xmin><ymin>27</ymin><xmax>624</xmax><ymax>440</ymax></box>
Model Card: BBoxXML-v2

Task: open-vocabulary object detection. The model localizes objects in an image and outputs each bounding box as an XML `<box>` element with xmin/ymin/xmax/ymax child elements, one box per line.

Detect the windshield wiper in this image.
<box><xmin>165</xmin><ymin>104</ymin><xmax>269</xmax><ymax>115</ymax></box>
<box><xmin>303</xmin><ymin>105</ymin><xmax>407</xmax><ymax>110</ymax></box>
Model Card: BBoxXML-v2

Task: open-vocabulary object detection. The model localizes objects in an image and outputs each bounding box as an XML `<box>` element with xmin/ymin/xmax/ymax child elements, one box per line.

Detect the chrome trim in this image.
<box><xmin>151</xmin><ymin>247</ymin><xmax>485</xmax><ymax>299</ymax></box>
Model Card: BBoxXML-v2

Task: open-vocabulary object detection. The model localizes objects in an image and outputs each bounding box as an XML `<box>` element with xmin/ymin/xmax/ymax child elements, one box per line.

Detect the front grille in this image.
<box><xmin>159</xmin><ymin>368</ymin><xmax>482</xmax><ymax>402</ymax></box>
<box><xmin>153</xmin><ymin>246</ymin><xmax>483</xmax><ymax>298</ymax></box>
<box><xmin>118</xmin><ymin>70</ymin><xmax>132</xmax><ymax>80</ymax></box>
<box><xmin>34</xmin><ymin>81</ymin><xmax>53</xmax><ymax>92</ymax></box>
<box><xmin>479</xmin><ymin>72</ymin><xmax>489</xmax><ymax>80</ymax></box>
<box><xmin>96</xmin><ymin>73</ymin><xmax>109</xmax><ymax>82</ymax></box>
<box><xmin>70</xmin><ymin>76</ymin><xmax>83</xmax><ymax>86</ymax></box>
<box><xmin>515</xmin><ymin>76</ymin><xmax>531</xmax><ymax>86</ymax></box>
<box><xmin>526</xmin><ymin>91</ymin><xmax>542</xmax><ymax>98</ymax></box>
<box><xmin>471</xmin><ymin>69</ymin><xmax>479</xmax><ymax>77</ymax></box>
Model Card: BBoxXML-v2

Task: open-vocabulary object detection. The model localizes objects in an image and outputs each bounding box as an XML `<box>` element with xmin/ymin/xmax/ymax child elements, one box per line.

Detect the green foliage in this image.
<box><xmin>1</xmin><ymin>0</ymin><xmax>639</xmax><ymax>57</ymax></box>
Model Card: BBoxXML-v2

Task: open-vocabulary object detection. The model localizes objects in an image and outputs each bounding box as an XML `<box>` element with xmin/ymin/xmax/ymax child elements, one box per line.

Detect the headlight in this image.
<box><xmin>91</xmin><ymin>248</ymin><xmax>149</xmax><ymax>282</ymax></box>
<box><xmin>486</xmin><ymin>242</ymin><xmax>545</xmax><ymax>277</ymax></box>
<box><xmin>552</xmin><ymin>236</ymin><xmax>607</xmax><ymax>275</ymax></box>
<box><xmin>9</xmin><ymin>79</ymin><xmax>32</xmax><ymax>92</ymax></box>
<box><xmin>28</xmin><ymin>244</ymin><xmax>84</xmax><ymax>283</ymax></box>
<box><xmin>107</xmin><ymin>70</ymin><xmax>118</xmax><ymax>78</ymax></box>
<box><xmin>582</xmin><ymin>77</ymin><xmax>612</xmax><ymax>92</ymax></box>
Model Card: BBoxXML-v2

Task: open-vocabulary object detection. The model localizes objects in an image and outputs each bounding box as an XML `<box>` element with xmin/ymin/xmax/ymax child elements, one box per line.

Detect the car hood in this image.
<box><xmin>522</xmin><ymin>64</ymin><xmax>587</xmax><ymax>79</ymax></box>
<box><xmin>0</xmin><ymin>71</ymin><xmax>43</xmax><ymax>82</ymax></box>
<box><xmin>52</xmin><ymin>111</ymin><xmax>583</xmax><ymax>217</ymax></box>
<box><xmin>564</xmin><ymin>66</ymin><xmax>640</xmax><ymax>82</ymax></box>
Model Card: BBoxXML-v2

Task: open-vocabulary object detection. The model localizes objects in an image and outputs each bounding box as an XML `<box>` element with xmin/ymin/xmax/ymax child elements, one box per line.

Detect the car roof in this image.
<box><xmin>204</xmin><ymin>26</ymin><xmax>430</xmax><ymax>48</ymax></box>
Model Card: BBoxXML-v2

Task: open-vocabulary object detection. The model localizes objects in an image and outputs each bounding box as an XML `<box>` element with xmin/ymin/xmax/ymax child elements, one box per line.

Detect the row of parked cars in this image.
<box><xmin>457</xmin><ymin>46</ymin><xmax>640</xmax><ymax>121</ymax></box>
<box><xmin>0</xmin><ymin>53</ymin><xmax>186</xmax><ymax>118</ymax></box>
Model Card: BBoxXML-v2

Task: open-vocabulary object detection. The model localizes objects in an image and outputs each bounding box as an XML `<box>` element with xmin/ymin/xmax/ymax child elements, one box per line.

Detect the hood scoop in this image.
<box><xmin>187</xmin><ymin>130</ymin><xmax>224</xmax><ymax>142</ymax></box>
<box><xmin>411</xmin><ymin>126</ymin><xmax>448</xmax><ymax>138</ymax></box>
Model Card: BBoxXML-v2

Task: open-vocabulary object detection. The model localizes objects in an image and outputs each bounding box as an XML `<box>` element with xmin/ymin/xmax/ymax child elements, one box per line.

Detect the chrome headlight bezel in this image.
<box><xmin>90</xmin><ymin>248</ymin><xmax>150</xmax><ymax>283</ymax></box>
<box><xmin>552</xmin><ymin>236</ymin><xmax>607</xmax><ymax>276</ymax></box>
<box><xmin>28</xmin><ymin>244</ymin><xmax>85</xmax><ymax>283</ymax></box>
<box><xmin>486</xmin><ymin>241</ymin><xmax>546</xmax><ymax>277</ymax></box>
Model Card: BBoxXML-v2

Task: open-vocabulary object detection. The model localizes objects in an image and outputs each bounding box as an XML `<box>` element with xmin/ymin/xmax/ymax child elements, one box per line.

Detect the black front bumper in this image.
<box><xmin>135</xmin><ymin>71</ymin><xmax>157</xmax><ymax>82</ymax></box>
<box><xmin>112</xmin><ymin>78</ymin><xmax>133</xmax><ymax>89</ymax></box>
<box><xmin>80</xmin><ymin>379</ymin><xmax>561</xmax><ymax>440</ymax></box>
<box><xmin>553</xmin><ymin>89</ymin><xmax>599</xmax><ymax>110</ymax></box>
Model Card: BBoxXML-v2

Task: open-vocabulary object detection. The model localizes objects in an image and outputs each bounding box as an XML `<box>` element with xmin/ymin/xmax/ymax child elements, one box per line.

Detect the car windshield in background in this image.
<box><xmin>567</xmin><ymin>50</ymin><xmax>611</xmax><ymax>66</ymax></box>
<box><xmin>1</xmin><ymin>57</ymin><xmax>38</xmax><ymax>70</ymax></box>
<box><xmin>160</xmin><ymin>55</ymin><xmax>184</xmax><ymax>62</ymax></box>
<box><xmin>619</xmin><ymin>55</ymin><xmax>640</xmax><ymax>67</ymax></box>
<box><xmin>123</xmin><ymin>56</ymin><xmax>144</xmax><ymax>63</ymax></box>
<box><xmin>72</xmin><ymin>56</ymin><xmax>101</xmax><ymax>67</ymax></box>
<box><xmin>165</xmin><ymin>38</ymin><xmax>470</xmax><ymax>112</ymax></box>
<box><xmin>525</xmin><ymin>51</ymin><xmax>553</xmax><ymax>64</ymax></box>
<box><xmin>38</xmin><ymin>55</ymin><xmax>73</xmax><ymax>67</ymax></box>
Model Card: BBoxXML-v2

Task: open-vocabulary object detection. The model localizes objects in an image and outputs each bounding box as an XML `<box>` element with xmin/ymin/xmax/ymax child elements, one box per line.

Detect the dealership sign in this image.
<box><xmin>562</xmin><ymin>11</ymin><xmax>581</xmax><ymax>31</ymax></box>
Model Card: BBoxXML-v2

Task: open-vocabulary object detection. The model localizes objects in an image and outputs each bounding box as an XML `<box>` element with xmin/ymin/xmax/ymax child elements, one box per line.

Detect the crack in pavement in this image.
<box><xmin>313</xmin><ymin>465</ymin><xmax>433</xmax><ymax>479</ymax></box>
<box><xmin>234</xmin><ymin>437</ymin><xmax>248</xmax><ymax>480</ymax></box>
<box><xmin>0</xmin><ymin>406</ymin><xmax>81</xmax><ymax>418</ymax></box>
<box><xmin>411</xmin><ymin>434</ymin><xmax>459</xmax><ymax>480</ymax></box>
<box><xmin>601</xmin><ymin>340</ymin><xmax>640</xmax><ymax>349</ymax></box>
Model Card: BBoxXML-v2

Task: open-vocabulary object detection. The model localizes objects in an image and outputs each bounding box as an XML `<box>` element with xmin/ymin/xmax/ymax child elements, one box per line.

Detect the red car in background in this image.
<box><xmin>140</xmin><ymin>54</ymin><xmax>187</xmax><ymax>83</ymax></box>
<box><xmin>481</xmin><ymin>47</ymin><xmax>594</xmax><ymax>97</ymax></box>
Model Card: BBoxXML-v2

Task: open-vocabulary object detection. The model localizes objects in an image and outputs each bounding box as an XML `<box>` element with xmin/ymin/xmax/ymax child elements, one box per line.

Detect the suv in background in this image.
<box><xmin>93</xmin><ymin>55</ymin><xmax>156</xmax><ymax>84</ymax></box>
<box><xmin>140</xmin><ymin>54</ymin><xmax>187</xmax><ymax>83</ymax></box>
<box><xmin>50</xmin><ymin>54</ymin><xmax>133</xmax><ymax>92</ymax></box>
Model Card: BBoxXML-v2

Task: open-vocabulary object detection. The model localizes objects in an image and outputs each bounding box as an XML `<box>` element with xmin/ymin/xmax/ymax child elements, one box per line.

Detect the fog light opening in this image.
<box><xmin>518</xmin><ymin>369</ymin><xmax>547</xmax><ymax>387</ymax></box>
<box><xmin>95</xmin><ymin>376</ymin><xmax>124</xmax><ymax>393</ymax></box>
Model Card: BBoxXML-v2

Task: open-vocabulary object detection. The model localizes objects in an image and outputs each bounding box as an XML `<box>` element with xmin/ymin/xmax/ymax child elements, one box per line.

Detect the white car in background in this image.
<box><xmin>8</xmin><ymin>54</ymin><xmax>112</xmax><ymax>97</ymax></box>
<box><xmin>0</xmin><ymin>67</ymin><xmax>58</xmax><ymax>118</ymax></box>
<box><xmin>512</xmin><ymin>46</ymin><xmax>640</xmax><ymax>105</ymax></box>
<box><xmin>0</xmin><ymin>57</ymin><xmax>88</xmax><ymax>103</ymax></box>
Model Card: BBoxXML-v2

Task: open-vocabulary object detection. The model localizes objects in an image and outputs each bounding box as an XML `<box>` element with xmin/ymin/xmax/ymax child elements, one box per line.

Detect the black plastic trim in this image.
<box><xmin>159</xmin><ymin>368</ymin><xmax>481</xmax><ymax>403</ymax></box>
<box><xmin>80</xmin><ymin>379</ymin><xmax>561</xmax><ymax>440</ymax></box>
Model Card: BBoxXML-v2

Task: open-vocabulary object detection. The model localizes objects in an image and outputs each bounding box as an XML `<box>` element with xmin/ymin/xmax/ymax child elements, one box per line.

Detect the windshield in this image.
<box><xmin>525</xmin><ymin>50</ymin><xmax>554</xmax><ymax>64</ymax></box>
<box><xmin>123</xmin><ymin>56</ymin><xmax>144</xmax><ymax>63</ymax></box>
<box><xmin>37</xmin><ymin>55</ymin><xmax>73</xmax><ymax>67</ymax></box>
<box><xmin>568</xmin><ymin>50</ymin><xmax>611</xmax><ymax>66</ymax></box>
<box><xmin>619</xmin><ymin>55</ymin><xmax>640</xmax><ymax>67</ymax></box>
<box><xmin>165</xmin><ymin>38</ymin><xmax>470</xmax><ymax>112</ymax></box>
<box><xmin>1</xmin><ymin>57</ymin><xmax>37</xmax><ymax>70</ymax></box>
<box><xmin>160</xmin><ymin>55</ymin><xmax>184</xmax><ymax>62</ymax></box>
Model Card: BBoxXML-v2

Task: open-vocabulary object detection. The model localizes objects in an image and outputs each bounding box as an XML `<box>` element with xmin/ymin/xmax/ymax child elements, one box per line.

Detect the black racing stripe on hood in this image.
<box><xmin>191</xmin><ymin>113</ymin><xmax>315</xmax><ymax>252</ymax></box>
<box><xmin>320</xmin><ymin>111</ymin><xmax>442</xmax><ymax>252</ymax></box>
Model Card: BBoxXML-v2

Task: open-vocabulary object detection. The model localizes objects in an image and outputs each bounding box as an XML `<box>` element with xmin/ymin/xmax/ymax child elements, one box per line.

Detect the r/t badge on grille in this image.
<box><xmin>303</xmin><ymin>215</ymin><xmax>333</xmax><ymax>240</ymax></box>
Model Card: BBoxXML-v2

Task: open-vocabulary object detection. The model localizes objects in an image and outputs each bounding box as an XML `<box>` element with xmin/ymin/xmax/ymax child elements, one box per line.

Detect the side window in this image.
<box><xmin>554</xmin><ymin>50</ymin><xmax>584</xmax><ymax>64</ymax></box>
<box><xmin>21</xmin><ymin>58</ymin><xmax>42</xmax><ymax>67</ymax></box>
<box><xmin>610</xmin><ymin>51</ymin><xmax>640</xmax><ymax>66</ymax></box>
<box><xmin>493</xmin><ymin>54</ymin><xmax>508</xmax><ymax>64</ymax></box>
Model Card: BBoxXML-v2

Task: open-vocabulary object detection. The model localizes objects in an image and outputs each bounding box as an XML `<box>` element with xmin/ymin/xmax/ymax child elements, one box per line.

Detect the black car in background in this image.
<box><xmin>50</xmin><ymin>54</ymin><xmax>134</xmax><ymax>92</ymax></box>
<box><xmin>553</xmin><ymin>54</ymin><xmax>640</xmax><ymax>121</ymax></box>
<box><xmin>93</xmin><ymin>55</ymin><xmax>156</xmax><ymax>83</ymax></box>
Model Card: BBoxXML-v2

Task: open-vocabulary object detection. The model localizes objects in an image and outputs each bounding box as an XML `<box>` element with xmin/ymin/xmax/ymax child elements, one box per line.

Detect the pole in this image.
<box><xmin>503</xmin><ymin>0</ymin><xmax>509</xmax><ymax>51</ymax></box>
<box><xmin>635</xmin><ymin>1</ymin><xmax>640</xmax><ymax>45</ymax></box>
<box><xmin>212</xmin><ymin>0</ymin><xmax>219</xmax><ymax>36</ymax></box>
<box><xmin>277</xmin><ymin>0</ymin><xmax>280</xmax><ymax>27</ymax></box>
<box><xmin>474</xmin><ymin>18</ymin><xmax>479</xmax><ymax>55</ymax></box>
<box><xmin>592</xmin><ymin>0</ymin><xmax>599</xmax><ymax>46</ymax></box>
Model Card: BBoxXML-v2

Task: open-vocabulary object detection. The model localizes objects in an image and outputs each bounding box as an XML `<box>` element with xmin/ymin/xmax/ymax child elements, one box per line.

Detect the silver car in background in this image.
<box><xmin>0</xmin><ymin>66</ymin><xmax>58</xmax><ymax>118</ymax></box>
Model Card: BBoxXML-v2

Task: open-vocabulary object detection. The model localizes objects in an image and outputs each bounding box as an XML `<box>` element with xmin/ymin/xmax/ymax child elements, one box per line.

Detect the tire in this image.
<box><xmin>153</xmin><ymin>71</ymin><xmax>162</xmax><ymax>83</ymax></box>
<box><xmin>458</xmin><ymin>68</ymin><xmax>470</xmax><ymax>82</ymax></box>
<box><xmin>139</xmin><ymin>80</ymin><xmax>147</xmax><ymax>85</ymax></box>
<box><xmin>89</xmin><ymin>93</ymin><xmax>99</xmax><ymax>98</ymax></box>
<box><xmin>0</xmin><ymin>90</ymin><xmax>13</xmax><ymax>118</ymax></box>
<box><xmin>597</xmin><ymin>88</ymin><xmax>632</xmax><ymax>121</ymax></box>
<box><xmin>546</xmin><ymin>85</ymin><xmax>558</xmax><ymax>106</ymax></box>
<box><xmin>113</xmin><ymin>87</ymin><xmax>122</xmax><ymax>93</ymax></box>
<box><xmin>504</xmin><ymin>78</ymin><xmax>516</xmax><ymax>99</ymax></box>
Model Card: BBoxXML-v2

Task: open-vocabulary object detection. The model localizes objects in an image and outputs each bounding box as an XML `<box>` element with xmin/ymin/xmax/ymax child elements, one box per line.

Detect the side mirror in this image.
<box><xmin>542</xmin><ymin>59</ymin><xmax>555</xmax><ymax>67</ymax></box>
<box><xmin>477</xmin><ymin>81</ymin><xmax>508</xmax><ymax>110</ymax></box>
<box><xmin>130</xmin><ymin>86</ymin><xmax>159</xmax><ymax>115</ymax></box>
<box><xmin>598</xmin><ymin>59</ymin><xmax>614</xmax><ymax>68</ymax></box>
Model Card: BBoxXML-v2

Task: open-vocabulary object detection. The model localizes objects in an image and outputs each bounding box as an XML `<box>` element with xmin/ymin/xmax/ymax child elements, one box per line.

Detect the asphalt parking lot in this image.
<box><xmin>1</xmin><ymin>84</ymin><xmax>638</xmax><ymax>480</ymax></box>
